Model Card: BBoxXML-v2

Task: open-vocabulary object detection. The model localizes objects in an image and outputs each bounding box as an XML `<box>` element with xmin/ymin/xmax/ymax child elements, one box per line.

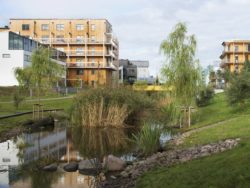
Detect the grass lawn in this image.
<box><xmin>0</xmin><ymin>96</ymin><xmax>73</xmax><ymax>134</ymax></box>
<box><xmin>136</xmin><ymin>93</ymin><xmax>250</xmax><ymax>188</ymax></box>
<box><xmin>190</xmin><ymin>93</ymin><xmax>250</xmax><ymax>130</ymax></box>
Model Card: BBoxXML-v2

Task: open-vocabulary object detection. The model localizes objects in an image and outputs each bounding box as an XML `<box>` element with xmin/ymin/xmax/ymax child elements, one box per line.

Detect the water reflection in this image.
<box><xmin>0</xmin><ymin>126</ymin><xmax>136</xmax><ymax>188</ymax></box>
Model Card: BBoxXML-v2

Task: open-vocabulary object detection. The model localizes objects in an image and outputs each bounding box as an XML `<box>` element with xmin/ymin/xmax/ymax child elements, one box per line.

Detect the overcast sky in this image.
<box><xmin>1</xmin><ymin>0</ymin><xmax>250</xmax><ymax>76</ymax></box>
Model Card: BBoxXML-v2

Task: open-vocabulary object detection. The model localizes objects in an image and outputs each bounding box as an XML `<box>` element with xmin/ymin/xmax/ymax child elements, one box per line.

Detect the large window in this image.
<box><xmin>41</xmin><ymin>24</ymin><xmax>49</xmax><ymax>31</ymax></box>
<box><xmin>9</xmin><ymin>32</ymin><xmax>37</xmax><ymax>52</ymax></box>
<box><xmin>76</xmin><ymin>69</ymin><xmax>84</xmax><ymax>75</ymax></box>
<box><xmin>234</xmin><ymin>45</ymin><xmax>239</xmax><ymax>52</ymax></box>
<box><xmin>76</xmin><ymin>24</ymin><xmax>84</xmax><ymax>31</ymax></box>
<box><xmin>76</xmin><ymin>47</ymin><xmax>84</xmax><ymax>55</ymax></box>
<box><xmin>76</xmin><ymin>36</ymin><xmax>84</xmax><ymax>43</ymax></box>
<box><xmin>56</xmin><ymin>35</ymin><xmax>64</xmax><ymax>42</ymax></box>
<box><xmin>22</xmin><ymin>24</ymin><xmax>30</xmax><ymax>31</ymax></box>
<box><xmin>56</xmin><ymin>24</ymin><xmax>64</xmax><ymax>31</ymax></box>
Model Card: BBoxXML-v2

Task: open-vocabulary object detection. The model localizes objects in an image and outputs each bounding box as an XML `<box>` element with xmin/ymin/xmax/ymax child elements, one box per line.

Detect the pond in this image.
<box><xmin>0</xmin><ymin>122</ymin><xmax>176</xmax><ymax>188</ymax></box>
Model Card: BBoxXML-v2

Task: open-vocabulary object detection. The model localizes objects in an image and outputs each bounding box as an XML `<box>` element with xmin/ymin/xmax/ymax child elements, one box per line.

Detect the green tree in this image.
<box><xmin>226</xmin><ymin>61</ymin><xmax>250</xmax><ymax>106</ymax></box>
<box><xmin>31</xmin><ymin>47</ymin><xmax>64</xmax><ymax>104</ymax></box>
<box><xmin>160</xmin><ymin>22</ymin><xmax>201</xmax><ymax>127</ymax></box>
<box><xmin>15</xmin><ymin>47</ymin><xmax>64</xmax><ymax>109</ymax></box>
<box><xmin>14</xmin><ymin>67</ymin><xmax>34</xmax><ymax>97</ymax></box>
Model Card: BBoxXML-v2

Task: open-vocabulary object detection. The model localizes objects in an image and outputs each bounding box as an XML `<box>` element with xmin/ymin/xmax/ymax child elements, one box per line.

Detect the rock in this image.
<box><xmin>63</xmin><ymin>162</ymin><xmax>78</xmax><ymax>172</ymax></box>
<box><xmin>103</xmin><ymin>155</ymin><xmax>126</xmax><ymax>171</ymax></box>
<box><xmin>78</xmin><ymin>159</ymin><xmax>102</xmax><ymax>176</ymax></box>
<box><xmin>110</xmin><ymin>175</ymin><xmax>117</xmax><ymax>179</ymax></box>
<box><xmin>120</xmin><ymin>171</ymin><xmax>129</xmax><ymax>178</ymax></box>
<box><xmin>43</xmin><ymin>163</ymin><xmax>57</xmax><ymax>172</ymax></box>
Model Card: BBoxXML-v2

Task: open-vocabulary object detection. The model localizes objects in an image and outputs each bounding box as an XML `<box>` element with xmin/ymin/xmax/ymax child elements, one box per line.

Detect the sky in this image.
<box><xmin>1</xmin><ymin>0</ymin><xmax>250</xmax><ymax>76</ymax></box>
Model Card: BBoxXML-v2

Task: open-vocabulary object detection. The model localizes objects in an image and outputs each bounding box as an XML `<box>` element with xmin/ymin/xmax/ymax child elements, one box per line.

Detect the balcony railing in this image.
<box><xmin>67</xmin><ymin>62</ymin><xmax>117</xmax><ymax>70</ymax></box>
<box><xmin>65</xmin><ymin>50</ymin><xmax>114</xmax><ymax>57</ymax></box>
<box><xmin>34</xmin><ymin>37</ymin><xmax>118</xmax><ymax>46</ymax></box>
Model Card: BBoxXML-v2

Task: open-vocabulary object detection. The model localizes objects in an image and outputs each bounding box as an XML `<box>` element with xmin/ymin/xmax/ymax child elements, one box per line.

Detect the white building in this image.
<box><xmin>130</xmin><ymin>60</ymin><xmax>149</xmax><ymax>80</ymax></box>
<box><xmin>0</xmin><ymin>31</ymin><xmax>66</xmax><ymax>86</ymax></box>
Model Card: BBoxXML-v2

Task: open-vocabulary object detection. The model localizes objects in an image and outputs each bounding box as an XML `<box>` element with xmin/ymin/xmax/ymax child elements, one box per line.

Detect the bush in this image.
<box><xmin>196</xmin><ymin>86</ymin><xmax>214</xmax><ymax>107</ymax></box>
<box><xmin>132</xmin><ymin>123</ymin><xmax>161</xmax><ymax>156</ymax></box>
<box><xmin>70</xmin><ymin>87</ymin><xmax>153</xmax><ymax>127</ymax></box>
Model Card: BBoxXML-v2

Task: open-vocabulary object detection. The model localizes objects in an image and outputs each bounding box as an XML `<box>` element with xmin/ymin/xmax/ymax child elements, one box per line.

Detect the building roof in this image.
<box><xmin>9</xmin><ymin>18</ymin><xmax>112</xmax><ymax>26</ymax></box>
<box><xmin>222</xmin><ymin>40</ymin><xmax>250</xmax><ymax>45</ymax></box>
<box><xmin>130</xmin><ymin>60</ymin><xmax>149</xmax><ymax>67</ymax></box>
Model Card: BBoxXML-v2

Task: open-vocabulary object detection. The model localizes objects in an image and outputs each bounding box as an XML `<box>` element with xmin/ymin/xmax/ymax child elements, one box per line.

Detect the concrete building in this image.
<box><xmin>119</xmin><ymin>59</ymin><xmax>150</xmax><ymax>84</ymax></box>
<box><xmin>0</xmin><ymin>31</ymin><xmax>66</xmax><ymax>86</ymax></box>
<box><xmin>220</xmin><ymin>40</ymin><xmax>250</xmax><ymax>72</ymax></box>
<box><xmin>130</xmin><ymin>60</ymin><xmax>149</xmax><ymax>80</ymax></box>
<box><xmin>8</xmin><ymin>18</ymin><xmax>119</xmax><ymax>87</ymax></box>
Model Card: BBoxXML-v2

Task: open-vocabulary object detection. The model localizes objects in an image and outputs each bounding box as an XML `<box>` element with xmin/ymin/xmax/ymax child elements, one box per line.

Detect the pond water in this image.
<box><xmin>0</xmin><ymin>123</ymin><xmax>176</xmax><ymax>188</ymax></box>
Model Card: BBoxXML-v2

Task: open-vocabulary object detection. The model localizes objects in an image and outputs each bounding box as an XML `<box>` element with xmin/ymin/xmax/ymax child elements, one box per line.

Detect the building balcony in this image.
<box><xmin>65</xmin><ymin>50</ymin><xmax>114</xmax><ymax>57</ymax></box>
<box><xmin>67</xmin><ymin>62</ymin><xmax>117</xmax><ymax>70</ymax></box>
<box><xmin>220</xmin><ymin>60</ymin><xmax>244</xmax><ymax>68</ymax></box>
<box><xmin>34</xmin><ymin>37</ymin><xmax>118</xmax><ymax>46</ymax></box>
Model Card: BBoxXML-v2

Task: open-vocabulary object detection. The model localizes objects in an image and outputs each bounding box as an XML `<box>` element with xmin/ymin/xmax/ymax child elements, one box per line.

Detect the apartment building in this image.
<box><xmin>8</xmin><ymin>18</ymin><xmax>119</xmax><ymax>87</ymax></box>
<box><xmin>220</xmin><ymin>40</ymin><xmax>250</xmax><ymax>72</ymax></box>
<box><xmin>0</xmin><ymin>31</ymin><xmax>66</xmax><ymax>86</ymax></box>
<box><xmin>119</xmin><ymin>59</ymin><xmax>150</xmax><ymax>84</ymax></box>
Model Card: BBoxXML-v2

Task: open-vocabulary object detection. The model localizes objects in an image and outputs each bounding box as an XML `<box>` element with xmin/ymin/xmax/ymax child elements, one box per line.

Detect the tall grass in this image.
<box><xmin>132</xmin><ymin>123</ymin><xmax>161</xmax><ymax>156</ymax></box>
<box><xmin>70</xmin><ymin>87</ymin><xmax>153</xmax><ymax>127</ymax></box>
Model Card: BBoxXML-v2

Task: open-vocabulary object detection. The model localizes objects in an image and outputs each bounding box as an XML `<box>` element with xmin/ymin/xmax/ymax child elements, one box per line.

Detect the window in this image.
<box><xmin>41</xmin><ymin>24</ymin><xmax>49</xmax><ymax>31</ymax></box>
<box><xmin>234</xmin><ymin>45</ymin><xmax>239</xmax><ymax>52</ymax></box>
<box><xmin>247</xmin><ymin>44</ymin><xmax>250</xmax><ymax>52</ymax></box>
<box><xmin>76</xmin><ymin>58</ymin><xmax>83</xmax><ymax>62</ymax></box>
<box><xmin>76</xmin><ymin>47</ymin><xmax>84</xmax><ymax>55</ymax></box>
<box><xmin>91</xmin><ymin>36</ymin><xmax>95</xmax><ymax>42</ymax></box>
<box><xmin>91</xmin><ymin>24</ymin><xmax>96</xmax><ymax>31</ymax></box>
<box><xmin>56</xmin><ymin>35</ymin><xmax>64</xmax><ymax>42</ymax></box>
<box><xmin>56</xmin><ymin>24</ymin><xmax>64</xmax><ymax>31</ymax></box>
<box><xmin>91</xmin><ymin>70</ymin><xmax>95</xmax><ymax>75</ymax></box>
<box><xmin>91</xmin><ymin>47</ymin><xmax>95</xmax><ymax>55</ymax></box>
<box><xmin>76</xmin><ymin>36</ymin><xmax>84</xmax><ymax>43</ymax></box>
<box><xmin>41</xmin><ymin>35</ymin><xmax>49</xmax><ymax>43</ymax></box>
<box><xmin>76</xmin><ymin>24</ymin><xmax>84</xmax><ymax>31</ymax></box>
<box><xmin>235</xmin><ymin>55</ymin><xmax>239</xmax><ymax>63</ymax></box>
<box><xmin>76</xmin><ymin>69</ymin><xmax>84</xmax><ymax>75</ymax></box>
<box><xmin>56</xmin><ymin>48</ymin><xmax>64</xmax><ymax>52</ymax></box>
<box><xmin>24</xmin><ymin>54</ymin><xmax>31</xmax><ymax>62</ymax></box>
<box><xmin>22</xmin><ymin>24</ymin><xmax>30</xmax><ymax>31</ymax></box>
<box><xmin>2</xmin><ymin>54</ymin><xmax>10</xmax><ymax>58</ymax></box>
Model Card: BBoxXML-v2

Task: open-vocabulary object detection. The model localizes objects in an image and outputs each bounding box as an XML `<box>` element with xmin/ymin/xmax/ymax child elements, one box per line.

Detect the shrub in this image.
<box><xmin>70</xmin><ymin>87</ymin><xmax>153</xmax><ymax>127</ymax></box>
<box><xmin>196</xmin><ymin>85</ymin><xmax>214</xmax><ymax>107</ymax></box>
<box><xmin>132</xmin><ymin>123</ymin><xmax>161</xmax><ymax>156</ymax></box>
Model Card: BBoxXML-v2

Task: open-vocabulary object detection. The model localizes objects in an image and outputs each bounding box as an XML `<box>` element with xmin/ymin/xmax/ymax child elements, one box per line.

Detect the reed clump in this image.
<box><xmin>132</xmin><ymin>123</ymin><xmax>161</xmax><ymax>156</ymax></box>
<box><xmin>70</xmin><ymin>87</ymin><xmax>153</xmax><ymax>127</ymax></box>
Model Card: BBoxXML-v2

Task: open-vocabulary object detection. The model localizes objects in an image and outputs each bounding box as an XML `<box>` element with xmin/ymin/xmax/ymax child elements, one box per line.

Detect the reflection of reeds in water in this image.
<box><xmin>72</xmin><ymin>127</ymin><xmax>131</xmax><ymax>159</ymax></box>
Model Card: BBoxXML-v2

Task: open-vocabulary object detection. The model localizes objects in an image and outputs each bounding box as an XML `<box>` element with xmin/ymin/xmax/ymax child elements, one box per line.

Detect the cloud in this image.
<box><xmin>1</xmin><ymin>0</ymin><xmax>250</xmax><ymax>75</ymax></box>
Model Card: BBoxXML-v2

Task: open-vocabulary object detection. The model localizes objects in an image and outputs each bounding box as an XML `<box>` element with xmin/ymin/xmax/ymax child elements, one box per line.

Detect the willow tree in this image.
<box><xmin>160</xmin><ymin>22</ymin><xmax>201</xmax><ymax>127</ymax></box>
<box><xmin>14</xmin><ymin>67</ymin><xmax>34</xmax><ymax>97</ymax></box>
<box><xmin>15</xmin><ymin>47</ymin><xmax>64</xmax><ymax>106</ymax></box>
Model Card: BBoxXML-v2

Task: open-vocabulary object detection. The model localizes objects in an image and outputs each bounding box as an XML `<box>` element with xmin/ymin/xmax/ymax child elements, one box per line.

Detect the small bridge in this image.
<box><xmin>133</xmin><ymin>85</ymin><xmax>171</xmax><ymax>91</ymax></box>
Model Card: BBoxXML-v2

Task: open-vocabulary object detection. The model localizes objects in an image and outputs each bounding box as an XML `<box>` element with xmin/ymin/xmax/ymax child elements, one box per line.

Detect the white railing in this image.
<box><xmin>34</xmin><ymin>37</ymin><xmax>118</xmax><ymax>46</ymax></box>
<box><xmin>67</xmin><ymin>62</ymin><xmax>117</xmax><ymax>69</ymax></box>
